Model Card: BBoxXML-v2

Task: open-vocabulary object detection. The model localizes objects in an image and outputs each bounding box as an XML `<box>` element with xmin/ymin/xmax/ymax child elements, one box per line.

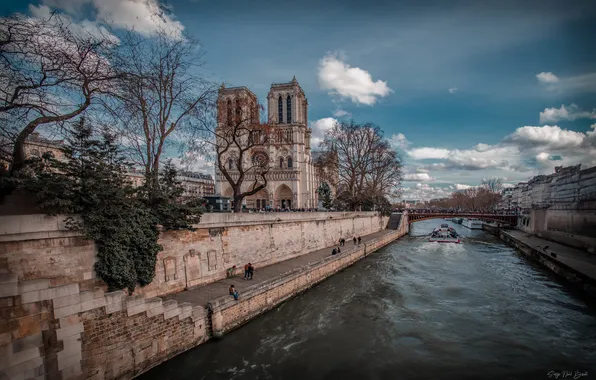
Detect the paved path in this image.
<box><xmin>504</xmin><ymin>230</ymin><xmax>596</xmax><ymax>280</ymax></box>
<box><xmin>167</xmin><ymin>229</ymin><xmax>393</xmax><ymax>307</ymax></box>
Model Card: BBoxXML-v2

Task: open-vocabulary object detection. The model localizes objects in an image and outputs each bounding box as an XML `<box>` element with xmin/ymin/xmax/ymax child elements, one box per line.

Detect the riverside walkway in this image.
<box><xmin>503</xmin><ymin>229</ymin><xmax>596</xmax><ymax>281</ymax></box>
<box><xmin>167</xmin><ymin>229</ymin><xmax>392</xmax><ymax>307</ymax></box>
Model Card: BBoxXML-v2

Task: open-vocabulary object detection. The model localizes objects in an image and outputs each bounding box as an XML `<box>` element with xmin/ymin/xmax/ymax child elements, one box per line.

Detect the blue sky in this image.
<box><xmin>3</xmin><ymin>0</ymin><xmax>596</xmax><ymax>200</ymax></box>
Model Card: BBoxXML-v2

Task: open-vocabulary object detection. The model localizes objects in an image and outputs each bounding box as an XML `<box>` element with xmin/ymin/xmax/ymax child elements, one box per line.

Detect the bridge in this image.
<box><xmin>406</xmin><ymin>212</ymin><xmax>517</xmax><ymax>226</ymax></box>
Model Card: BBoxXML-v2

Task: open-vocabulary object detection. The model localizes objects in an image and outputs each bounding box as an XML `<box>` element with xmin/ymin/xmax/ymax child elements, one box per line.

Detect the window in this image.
<box><xmin>252</xmin><ymin>105</ymin><xmax>258</xmax><ymax>123</ymax></box>
<box><xmin>236</xmin><ymin>102</ymin><xmax>242</xmax><ymax>122</ymax></box>
<box><xmin>252</xmin><ymin>152</ymin><xmax>268</xmax><ymax>167</ymax></box>
<box><xmin>226</xmin><ymin>99</ymin><xmax>232</xmax><ymax>124</ymax></box>
<box><xmin>286</xmin><ymin>95</ymin><xmax>292</xmax><ymax>124</ymax></box>
<box><xmin>287</xmin><ymin>157</ymin><xmax>293</xmax><ymax>168</ymax></box>
<box><xmin>279</xmin><ymin>157</ymin><xmax>284</xmax><ymax>168</ymax></box>
<box><xmin>278</xmin><ymin>96</ymin><xmax>283</xmax><ymax>123</ymax></box>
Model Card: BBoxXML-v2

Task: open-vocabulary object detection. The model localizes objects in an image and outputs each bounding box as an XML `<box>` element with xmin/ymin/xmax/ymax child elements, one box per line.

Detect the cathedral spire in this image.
<box><xmin>291</xmin><ymin>75</ymin><xmax>297</xmax><ymax>84</ymax></box>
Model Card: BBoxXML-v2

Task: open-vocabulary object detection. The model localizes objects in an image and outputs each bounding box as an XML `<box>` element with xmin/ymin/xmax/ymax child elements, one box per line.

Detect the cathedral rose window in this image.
<box><xmin>252</xmin><ymin>152</ymin><xmax>269</xmax><ymax>168</ymax></box>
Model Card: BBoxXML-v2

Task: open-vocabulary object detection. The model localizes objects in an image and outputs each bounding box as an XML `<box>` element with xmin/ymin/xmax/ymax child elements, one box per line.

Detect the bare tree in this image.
<box><xmin>196</xmin><ymin>92</ymin><xmax>279</xmax><ymax>212</ymax></box>
<box><xmin>318</xmin><ymin>120</ymin><xmax>402</xmax><ymax>211</ymax></box>
<box><xmin>0</xmin><ymin>13</ymin><xmax>121</xmax><ymax>174</ymax></box>
<box><xmin>109</xmin><ymin>28</ymin><xmax>216</xmax><ymax>194</ymax></box>
<box><xmin>482</xmin><ymin>177</ymin><xmax>503</xmax><ymax>193</ymax></box>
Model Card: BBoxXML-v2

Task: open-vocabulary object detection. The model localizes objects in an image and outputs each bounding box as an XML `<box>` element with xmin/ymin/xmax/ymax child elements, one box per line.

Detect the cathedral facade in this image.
<box><xmin>215</xmin><ymin>77</ymin><xmax>324</xmax><ymax>209</ymax></box>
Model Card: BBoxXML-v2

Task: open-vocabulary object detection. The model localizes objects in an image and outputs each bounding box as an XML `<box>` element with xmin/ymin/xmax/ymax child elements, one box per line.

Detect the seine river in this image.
<box><xmin>139</xmin><ymin>219</ymin><xmax>596</xmax><ymax>380</ymax></box>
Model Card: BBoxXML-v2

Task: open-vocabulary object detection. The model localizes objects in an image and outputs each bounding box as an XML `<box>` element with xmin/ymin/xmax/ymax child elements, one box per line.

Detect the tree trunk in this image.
<box><xmin>9</xmin><ymin>123</ymin><xmax>37</xmax><ymax>174</ymax></box>
<box><xmin>233</xmin><ymin>195</ymin><xmax>244</xmax><ymax>213</ymax></box>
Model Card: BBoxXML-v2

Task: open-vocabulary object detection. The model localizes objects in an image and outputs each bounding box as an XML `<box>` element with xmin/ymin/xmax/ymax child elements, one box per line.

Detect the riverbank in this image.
<box><xmin>128</xmin><ymin>228</ymin><xmax>406</xmax><ymax>378</ymax></box>
<box><xmin>499</xmin><ymin>229</ymin><xmax>596</xmax><ymax>297</ymax></box>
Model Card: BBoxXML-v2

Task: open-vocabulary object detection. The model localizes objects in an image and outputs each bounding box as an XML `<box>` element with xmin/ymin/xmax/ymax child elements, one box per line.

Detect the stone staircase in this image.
<box><xmin>387</xmin><ymin>213</ymin><xmax>402</xmax><ymax>230</ymax></box>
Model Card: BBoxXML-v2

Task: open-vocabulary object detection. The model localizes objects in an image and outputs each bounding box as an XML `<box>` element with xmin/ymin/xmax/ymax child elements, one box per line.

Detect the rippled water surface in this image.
<box><xmin>139</xmin><ymin>220</ymin><xmax>596</xmax><ymax>380</ymax></box>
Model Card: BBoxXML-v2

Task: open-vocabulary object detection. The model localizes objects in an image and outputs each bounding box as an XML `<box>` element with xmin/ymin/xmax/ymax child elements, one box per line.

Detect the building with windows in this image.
<box><xmin>215</xmin><ymin>77</ymin><xmax>331</xmax><ymax>209</ymax></box>
<box><xmin>125</xmin><ymin>168</ymin><xmax>215</xmax><ymax>198</ymax></box>
<box><xmin>12</xmin><ymin>133</ymin><xmax>215</xmax><ymax>199</ymax></box>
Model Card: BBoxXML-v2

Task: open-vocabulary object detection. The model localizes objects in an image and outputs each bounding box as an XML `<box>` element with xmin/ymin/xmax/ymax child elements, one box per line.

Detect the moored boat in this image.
<box><xmin>429</xmin><ymin>223</ymin><xmax>460</xmax><ymax>243</ymax></box>
<box><xmin>462</xmin><ymin>218</ymin><xmax>483</xmax><ymax>229</ymax></box>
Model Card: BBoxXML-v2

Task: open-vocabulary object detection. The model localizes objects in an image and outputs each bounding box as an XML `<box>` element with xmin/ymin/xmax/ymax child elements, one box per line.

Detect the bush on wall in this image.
<box><xmin>19</xmin><ymin>119</ymin><xmax>203</xmax><ymax>292</ymax></box>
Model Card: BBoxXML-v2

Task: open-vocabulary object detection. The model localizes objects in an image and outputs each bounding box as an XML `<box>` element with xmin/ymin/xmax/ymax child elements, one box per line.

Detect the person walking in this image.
<box><xmin>358</xmin><ymin>236</ymin><xmax>361</xmax><ymax>245</ymax></box>
<box><xmin>244</xmin><ymin>263</ymin><xmax>249</xmax><ymax>280</ymax></box>
<box><xmin>353</xmin><ymin>237</ymin><xmax>357</xmax><ymax>245</ymax></box>
<box><xmin>337</xmin><ymin>246</ymin><xmax>341</xmax><ymax>254</ymax></box>
<box><xmin>247</xmin><ymin>263</ymin><xmax>254</xmax><ymax>280</ymax></box>
<box><xmin>332</xmin><ymin>248</ymin><xmax>337</xmax><ymax>255</ymax></box>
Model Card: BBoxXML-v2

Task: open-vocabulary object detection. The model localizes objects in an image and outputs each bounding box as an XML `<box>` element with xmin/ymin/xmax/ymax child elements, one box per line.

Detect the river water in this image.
<box><xmin>139</xmin><ymin>220</ymin><xmax>596</xmax><ymax>380</ymax></box>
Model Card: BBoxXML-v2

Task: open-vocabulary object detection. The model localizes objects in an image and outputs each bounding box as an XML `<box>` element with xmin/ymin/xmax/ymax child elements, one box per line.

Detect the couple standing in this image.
<box><xmin>244</xmin><ymin>263</ymin><xmax>255</xmax><ymax>280</ymax></box>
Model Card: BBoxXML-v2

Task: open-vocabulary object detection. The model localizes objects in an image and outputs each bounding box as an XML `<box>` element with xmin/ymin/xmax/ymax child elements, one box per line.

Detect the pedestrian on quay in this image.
<box><xmin>244</xmin><ymin>263</ymin><xmax>249</xmax><ymax>280</ymax></box>
<box><xmin>229</xmin><ymin>285</ymin><xmax>239</xmax><ymax>300</ymax></box>
<box><xmin>358</xmin><ymin>236</ymin><xmax>361</xmax><ymax>245</ymax></box>
<box><xmin>353</xmin><ymin>236</ymin><xmax>357</xmax><ymax>245</ymax></box>
<box><xmin>332</xmin><ymin>248</ymin><xmax>337</xmax><ymax>255</ymax></box>
<box><xmin>337</xmin><ymin>246</ymin><xmax>341</xmax><ymax>254</ymax></box>
<box><xmin>247</xmin><ymin>263</ymin><xmax>254</xmax><ymax>280</ymax></box>
<box><xmin>338</xmin><ymin>237</ymin><xmax>343</xmax><ymax>246</ymax></box>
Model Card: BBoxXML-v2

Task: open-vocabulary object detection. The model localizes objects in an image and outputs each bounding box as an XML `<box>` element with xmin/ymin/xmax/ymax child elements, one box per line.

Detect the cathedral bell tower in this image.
<box><xmin>266</xmin><ymin>76</ymin><xmax>308</xmax><ymax>126</ymax></box>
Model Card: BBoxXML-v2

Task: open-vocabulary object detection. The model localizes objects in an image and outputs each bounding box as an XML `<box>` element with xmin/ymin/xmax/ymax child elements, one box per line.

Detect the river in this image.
<box><xmin>138</xmin><ymin>219</ymin><xmax>596</xmax><ymax>380</ymax></box>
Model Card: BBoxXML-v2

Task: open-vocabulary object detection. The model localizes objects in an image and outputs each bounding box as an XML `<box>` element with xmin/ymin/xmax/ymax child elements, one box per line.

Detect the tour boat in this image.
<box><xmin>429</xmin><ymin>224</ymin><xmax>461</xmax><ymax>243</ymax></box>
<box><xmin>462</xmin><ymin>218</ymin><xmax>483</xmax><ymax>229</ymax></box>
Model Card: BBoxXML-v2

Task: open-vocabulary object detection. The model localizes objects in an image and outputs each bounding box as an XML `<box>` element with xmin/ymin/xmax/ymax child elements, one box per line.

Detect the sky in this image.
<box><xmin>3</xmin><ymin>0</ymin><xmax>596</xmax><ymax>201</ymax></box>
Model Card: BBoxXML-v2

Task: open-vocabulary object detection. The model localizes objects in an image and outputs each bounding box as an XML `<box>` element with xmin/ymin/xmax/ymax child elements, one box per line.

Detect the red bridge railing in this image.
<box><xmin>407</xmin><ymin>212</ymin><xmax>517</xmax><ymax>225</ymax></box>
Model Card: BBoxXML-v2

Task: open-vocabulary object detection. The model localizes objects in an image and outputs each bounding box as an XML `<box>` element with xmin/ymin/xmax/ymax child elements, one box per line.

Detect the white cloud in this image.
<box><xmin>506</xmin><ymin>125</ymin><xmax>586</xmax><ymax>150</ymax></box>
<box><xmin>449</xmin><ymin>87</ymin><xmax>458</xmax><ymax>94</ymax></box>
<box><xmin>35</xmin><ymin>0</ymin><xmax>185</xmax><ymax>39</ymax></box>
<box><xmin>389</xmin><ymin>133</ymin><xmax>409</xmax><ymax>149</ymax></box>
<box><xmin>536</xmin><ymin>72</ymin><xmax>559</xmax><ymax>84</ymax></box>
<box><xmin>539</xmin><ymin>104</ymin><xmax>596</xmax><ymax>124</ymax></box>
<box><xmin>170</xmin><ymin>153</ymin><xmax>214</xmax><ymax>175</ymax></box>
<box><xmin>403</xmin><ymin>173</ymin><xmax>435</xmax><ymax>182</ymax></box>
<box><xmin>453</xmin><ymin>183</ymin><xmax>472</xmax><ymax>190</ymax></box>
<box><xmin>536</xmin><ymin>71</ymin><xmax>596</xmax><ymax>94</ymax></box>
<box><xmin>310</xmin><ymin>117</ymin><xmax>337</xmax><ymax>147</ymax></box>
<box><xmin>318</xmin><ymin>52</ymin><xmax>392</xmax><ymax>105</ymax></box>
<box><xmin>407</xmin><ymin>147</ymin><xmax>450</xmax><ymax>160</ymax></box>
<box><xmin>406</xmin><ymin>124</ymin><xmax>596</xmax><ymax>178</ymax></box>
<box><xmin>332</xmin><ymin>109</ymin><xmax>351</xmax><ymax>117</ymax></box>
<box><xmin>400</xmin><ymin>183</ymin><xmax>452</xmax><ymax>201</ymax></box>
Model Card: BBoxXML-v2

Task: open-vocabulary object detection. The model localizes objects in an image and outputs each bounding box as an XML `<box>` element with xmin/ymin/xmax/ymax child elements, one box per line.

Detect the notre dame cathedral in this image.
<box><xmin>215</xmin><ymin>77</ymin><xmax>329</xmax><ymax>209</ymax></box>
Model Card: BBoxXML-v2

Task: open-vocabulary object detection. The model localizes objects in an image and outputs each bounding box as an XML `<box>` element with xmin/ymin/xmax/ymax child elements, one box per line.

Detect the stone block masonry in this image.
<box><xmin>499</xmin><ymin>230</ymin><xmax>596</xmax><ymax>297</ymax></box>
<box><xmin>0</xmin><ymin>211</ymin><xmax>393</xmax><ymax>380</ymax></box>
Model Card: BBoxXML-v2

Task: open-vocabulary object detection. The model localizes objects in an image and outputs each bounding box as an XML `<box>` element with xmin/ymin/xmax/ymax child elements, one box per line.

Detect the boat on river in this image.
<box><xmin>429</xmin><ymin>223</ymin><xmax>460</xmax><ymax>243</ymax></box>
<box><xmin>462</xmin><ymin>218</ymin><xmax>483</xmax><ymax>229</ymax></box>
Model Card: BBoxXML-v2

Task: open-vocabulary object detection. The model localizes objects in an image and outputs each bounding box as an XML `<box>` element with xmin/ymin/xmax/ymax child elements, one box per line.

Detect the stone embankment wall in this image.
<box><xmin>499</xmin><ymin>231</ymin><xmax>596</xmax><ymax>297</ymax></box>
<box><xmin>0</xmin><ymin>211</ymin><xmax>389</xmax><ymax>380</ymax></box>
<box><xmin>209</xmin><ymin>216</ymin><xmax>409</xmax><ymax>337</ymax></box>
<box><xmin>516</xmin><ymin>166</ymin><xmax>596</xmax><ymax>253</ymax></box>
